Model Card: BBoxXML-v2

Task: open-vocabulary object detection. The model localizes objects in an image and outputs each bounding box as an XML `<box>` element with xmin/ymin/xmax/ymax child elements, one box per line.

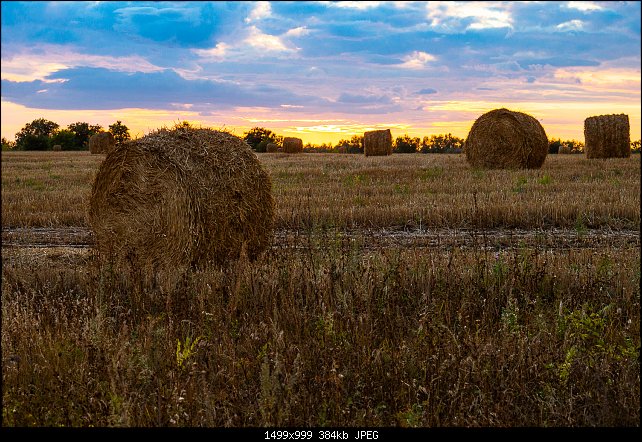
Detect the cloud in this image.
<box><xmin>426</xmin><ymin>1</ymin><xmax>513</xmax><ymax>32</ymax></box>
<box><xmin>245</xmin><ymin>1</ymin><xmax>271</xmax><ymax>23</ymax></box>
<box><xmin>0</xmin><ymin>67</ymin><xmax>329</xmax><ymax>110</ymax></box>
<box><xmin>564</xmin><ymin>2</ymin><xmax>604</xmax><ymax>12</ymax></box>
<box><xmin>1</xmin><ymin>45</ymin><xmax>165</xmax><ymax>82</ymax></box>
<box><xmin>337</xmin><ymin>93</ymin><xmax>392</xmax><ymax>104</ymax></box>
<box><xmin>320</xmin><ymin>1</ymin><xmax>383</xmax><ymax>10</ymax></box>
<box><xmin>244</xmin><ymin>26</ymin><xmax>292</xmax><ymax>52</ymax></box>
<box><xmin>555</xmin><ymin>19</ymin><xmax>584</xmax><ymax>32</ymax></box>
<box><xmin>284</xmin><ymin>27</ymin><xmax>310</xmax><ymax>38</ymax></box>
<box><xmin>416</xmin><ymin>88</ymin><xmax>438</xmax><ymax>95</ymax></box>
<box><xmin>192</xmin><ymin>43</ymin><xmax>230</xmax><ymax>60</ymax></box>
<box><xmin>398</xmin><ymin>51</ymin><xmax>437</xmax><ymax>69</ymax></box>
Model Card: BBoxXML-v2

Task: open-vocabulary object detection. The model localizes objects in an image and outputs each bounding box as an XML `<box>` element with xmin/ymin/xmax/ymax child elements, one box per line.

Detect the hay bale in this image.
<box><xmin>364</xmin><ymin>129</ymin><xmax>392</xmax><ymax>156</ymax></box>
<box><xmin>52</xmin><ymin>144</ymin><xmax>62</xmax><ymax>151</ymax></box>
<box><xmin>89</xmin><ymin>132</ymin><xmax>116</xmax><ymax>154</ymax></box>
<box><xmin>337</xmin><ymin>146</ymin><xmax>347</xmax><ymax>154</ymax></box>
<box><xmin>266</xmin><ymin>142</ymin><xmax>279</xmax><ymax>153</ymax></box>
<box><xmin>584</xmin><ymin>114</ymin><xmax>630</xmax><ymax>159</ymax></box>
<box><xmin>464</xmin><ymin>108</ymin><xmax>548</xmax><ymax>169</ymax></box>
<box><xmin>558</xmin><ymin>144</ymin><xmax>572</xmax><ymax>154</ymax></box>
<box><xmin>88</xmin><ymin>126</ymin><xmax>274</xmax><ymax>271</ymax></box>
<box><xmin>283</xmin><ymin>137</ymin><xmax>303</xmax><ymax>153</ymax></box>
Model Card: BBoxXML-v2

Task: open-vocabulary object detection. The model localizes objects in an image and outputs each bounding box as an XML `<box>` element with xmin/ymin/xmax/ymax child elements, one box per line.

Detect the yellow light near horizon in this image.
<box><xmin>3</xmin><ymin>99</ymin><xmax>640</xmax><ymax>146</ymax></box>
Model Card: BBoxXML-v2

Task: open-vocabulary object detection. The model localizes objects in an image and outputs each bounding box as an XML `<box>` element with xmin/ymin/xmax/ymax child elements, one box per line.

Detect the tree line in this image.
<box><xmin>1</xmin><ymin>118</ymin><xmax>131</xmax><ymax>151</ymax></box>
<box><xmin>242</xmin><ymin>127</ymin><xmax>641</xmax><ymax>154</ymax></box>
<box><xmin>3</xmin><ymin>120</ymin><xmax>640</xmax><ymax>154</ymax></box>
<box><xmin>242</xmin><ymin>127</ymin><xmax>466</xmax><ymax>154</ymax></box>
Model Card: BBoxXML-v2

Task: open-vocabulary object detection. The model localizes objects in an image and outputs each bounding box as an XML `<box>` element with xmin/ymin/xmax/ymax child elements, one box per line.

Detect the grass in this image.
<box><xmin>1</xmin><ymin>152</ymin><xmax>639</xmax><ymax>230</ymax></box>
<box><xmin>1</xmin><ymin>151</ymin><xmax>640</xmax><ymax>427</ymax></box>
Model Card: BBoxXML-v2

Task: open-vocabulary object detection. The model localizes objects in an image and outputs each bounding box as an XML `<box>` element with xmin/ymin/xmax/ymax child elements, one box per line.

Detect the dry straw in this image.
<box><xmin>283</xmin><ymin>137</ymin><xmax>303</xmax><ymax>153</ymax></box>
<box><xmin>89</xmin><ymin>126</ymin><xmax>274</xmax><ymax>271</ymax></box>
<box><xmin>558</xmin><ymin>144</ymin><xmax>572</xmax><ymax>154</ymax></box>
<box><xmin>464</xmin><ymin>108</ymin><xmax>549</xmax><ymax>169</ymax></box>
<box><xmin>266</xmin><ymin>142</ymin><xmax>279</xmax><ymax>153</ymax></box>
<box><xmin>584</xmin><ymin>114</ymin><xmax>630</xmax><ymax>159</ymax></box>
<box><xmin>89</xmin><ymin>132</ymin><xmax>116</xmax><ymax>154</ymax></box>
<box><xmin>364</xmin><ymin>129</ymin><xmax>392</xmax><ymax>156</ymax></box>
<box><xmin>52</xmin><ymin>144</ymin><xmax>62</xmax><ymax>151</ymax></box>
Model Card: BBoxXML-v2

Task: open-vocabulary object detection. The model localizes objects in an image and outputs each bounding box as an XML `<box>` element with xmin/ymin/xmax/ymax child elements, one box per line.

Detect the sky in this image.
<box><xmin>1</xmin><ymin>1</ymin><xmax>640</xmax><ymax>145</ymax></box>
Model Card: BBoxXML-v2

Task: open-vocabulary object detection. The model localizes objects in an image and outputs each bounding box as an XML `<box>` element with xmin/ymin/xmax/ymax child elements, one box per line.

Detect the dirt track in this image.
<box><xmin>2</xmin><ymin>226</ymin><xmax>639</xmax><ymax>251</ymax></box>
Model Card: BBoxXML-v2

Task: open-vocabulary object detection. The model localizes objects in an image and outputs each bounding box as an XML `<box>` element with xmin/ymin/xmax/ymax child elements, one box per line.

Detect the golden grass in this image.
<box><xmin>1</xmin><ymin>152</ymin><xmax>640</xmax><ymax>230</ymax></box>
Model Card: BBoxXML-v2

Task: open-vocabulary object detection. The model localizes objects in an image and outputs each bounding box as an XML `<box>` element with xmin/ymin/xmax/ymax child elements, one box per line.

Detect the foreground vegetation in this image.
<box><xmin>1</xmin><ymin>151</ymin><xmax>640</xmax><ymax>427</ymax></box>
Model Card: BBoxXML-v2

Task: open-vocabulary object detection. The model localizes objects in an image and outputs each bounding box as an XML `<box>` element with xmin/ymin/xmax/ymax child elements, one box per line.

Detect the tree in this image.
<box><xmin>14</xmin><ymin>118</ymin><xmax>59</xmax><ymax>150</ymax></box>
<box><xmin>67</xmin><ymin>122</ymin><xmax>103</xmax><ymax>150</ymax></box>
<box><xmin>243</xmin><ymin>127</ymin><xmax>277</xmax><ymax>152</ymax></box>
<box><xmin>109</xmin><ymin>121</ymin><xmax>131</xmax><ymax>146</ymax></box>
<box><xmin>631</xmin><ymin>140</ymin><xmax>641</xmax><ymax>153</ymax></box>
<box><xmin>548</xmin><ymin>138</ymin><xmax>562</xmax><ymax>154</ymax></box>
<box><xmin>50</xmin><ymin>129</ymin><xmax>76</xmax><ymax>151</ymax></box>
<box><xmin>394</xmin><ymin>134</ymin><xmax>420</xmax><ymax>153</ymax></box>
<box><xmin>421</xmin><ymin>133</ymin><xmax>464</xmax><ymax>153</ymax></box>
<box><xmin>335</xmin><ymin>135</ymin><xmax>363</xmax><ymax>153</ymax></box>
<box><xmin>2</xmin><ymin>137</ymin><xmax>15</xmax><ymax>151</ymax></box>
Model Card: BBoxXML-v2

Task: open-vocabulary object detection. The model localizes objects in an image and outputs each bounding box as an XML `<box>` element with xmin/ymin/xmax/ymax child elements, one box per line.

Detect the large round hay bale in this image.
<box><xmin>464</xmin><ymin>108</ymin><xmax>549</xmax><ymax>169</ymax></box>
<box><xmin>584</xmin><ymin>114</ymin><xmax>630</xmax><ymax>159</ymax></box>
<box><xmin>52</xmin><ymin>144</ymin><xmax>62</xmax><ymax>151</ymax></box>
<box><xmin>89</xmin><ymin>132</ymin><xmax>116</xmax><ymax>154</ymax></box>
<box><xmin>266</xmin><ymin>142</ymin><xmax>279</xmax><ymax>153</ymax></box>
<box><xmin>558</xmin><ymin>144</ymin><xmax>572</xmax><ymax>154</ymax></box>
<box><xmin>283</xmin><ymin>137</ymin><xmax>303</xmax><ymax>153</ymax></box>
<box><xmin>88</xmin><ymin>126</ymin><xmax>274</xmax><ymax>271</ymax></box>
<box><xmin>364</xmin><ymin>129</ymin><xmax>392</xmax><ymax>156</ymax></box>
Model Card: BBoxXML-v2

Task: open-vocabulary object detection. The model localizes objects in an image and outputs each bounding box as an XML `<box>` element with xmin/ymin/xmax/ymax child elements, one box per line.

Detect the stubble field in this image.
<box><xmin>1</xmin><ymin>150</ymin><xmax>640</xmax><ymax>427</ymax></box>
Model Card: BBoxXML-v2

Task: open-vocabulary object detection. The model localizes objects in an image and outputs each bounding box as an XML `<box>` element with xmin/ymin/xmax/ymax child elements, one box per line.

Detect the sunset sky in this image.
<box><xmin>2</xmin><ymin>1</ymin><xmax>640</xmax><ymax>145</ymax></box>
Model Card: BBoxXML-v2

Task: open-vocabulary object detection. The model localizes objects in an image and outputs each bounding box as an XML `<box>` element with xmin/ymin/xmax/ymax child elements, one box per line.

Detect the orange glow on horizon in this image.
<box><xmin>2</xmin><ymin>99</ymin><xmax>640</xmax><ymax>147</ymax></box>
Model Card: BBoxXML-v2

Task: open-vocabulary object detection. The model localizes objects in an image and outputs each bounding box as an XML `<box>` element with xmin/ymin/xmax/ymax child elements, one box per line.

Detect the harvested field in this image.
<box><xmin>1</xmin><ymin>150</ymin><xmax>640</xmax><ymax>428</ymax></box>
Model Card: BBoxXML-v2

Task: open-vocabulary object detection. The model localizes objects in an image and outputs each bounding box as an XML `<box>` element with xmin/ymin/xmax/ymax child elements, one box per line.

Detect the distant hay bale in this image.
<box><xmin>364</xmin><ymin>129</ymin><xmax>392</xmax><ymax>156</ymax></box>
<box><xmin>584</xmin><ymin>114</ymin><xmax>630</xmax><ymax>159</ymax></box>
<box><xmin>283</xmin><ymin>137</ymin><xmax>303</xmax><ymax>153</ymax></box>
<box><xmin>464</xmin><ymin>108</ymin><xmax>548</xmax><ymax>169</ymax></box>
<box><xmin>52</xmin><ymin>144</ymin><xmax>62</xmax><ymax>151</ymax></box>
<box><xmin>337</xmin><ymin>146</ymin><xmax>347</xmax><ymax>154</ymax></box>
<box><xmin>558</xmin><ymin>145</ymin><xmax>572</xmax><ymax>154</ymax></box>
<box><xmin>266</xmin><ymin>143</ymin><xmax>278</xmax><ymax>153</ymax></box>
<box><xmin>89</xmin><ymin>132</ymin><xmax>115</xmax><ymax>154</ymax></box>
<box><xmin>88</xmin><ymin>126</ymin><xmax>275</xmax><ymax>271</ymax></box>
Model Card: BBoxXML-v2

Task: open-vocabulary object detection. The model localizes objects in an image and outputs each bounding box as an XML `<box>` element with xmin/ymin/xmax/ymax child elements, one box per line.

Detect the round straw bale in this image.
<box><xmin>89</xmin><ymin>132</ymin><xmax>116</xmax><ymax>154</ymax></box>
<box><xmin>283</xmin><ymin>137</ymin><xmax>303</xmax><ymax>153</ymax></box>
<box><xmin>266</xmin><ymin>142</ymin><xmax>279</xmax><ymax>153</ymax></box>
<box><xmin>584</xmin><ymin>114</ymin><xmax>630</xmax><ymax>159</ymax></box>
<box><xmin>52</xmin><ymin>144</ymin><xmax>62</xmax><ymax>151</ymax></box>
<box><xmin>558</xmin><ymin>144</ymin><xmax>572</xmax><ymax>154</ymax></box>
<box><xmin>464</xmin><ymin>108</ymin><xmax>549</xmax><ymax>169</ymax></box>
<box><xmin>364</xmin><ymin>129</ymin><xmax>392</xmax><ymax>156</ymax></box>
<box><xmin>88</xmin><ymin>126</ymin><xmax>274</xmax><ymax>271</ymax></box>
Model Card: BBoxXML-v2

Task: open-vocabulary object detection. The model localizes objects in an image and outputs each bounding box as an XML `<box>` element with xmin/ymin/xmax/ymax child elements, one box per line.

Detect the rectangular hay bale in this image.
<box><xmin>584</xmin><ymin>114</ymin><xmax>630</xmax><ymax>159</ymax></box>
<box><xmin>364</xmin><ymin>129</ymin><xmax>392</xmax><ymax>156</ymax></box>
<box><xmin>283</xmin><ymin>137</ymin><xmax>303</xmax><ymax>153</ymax></box>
